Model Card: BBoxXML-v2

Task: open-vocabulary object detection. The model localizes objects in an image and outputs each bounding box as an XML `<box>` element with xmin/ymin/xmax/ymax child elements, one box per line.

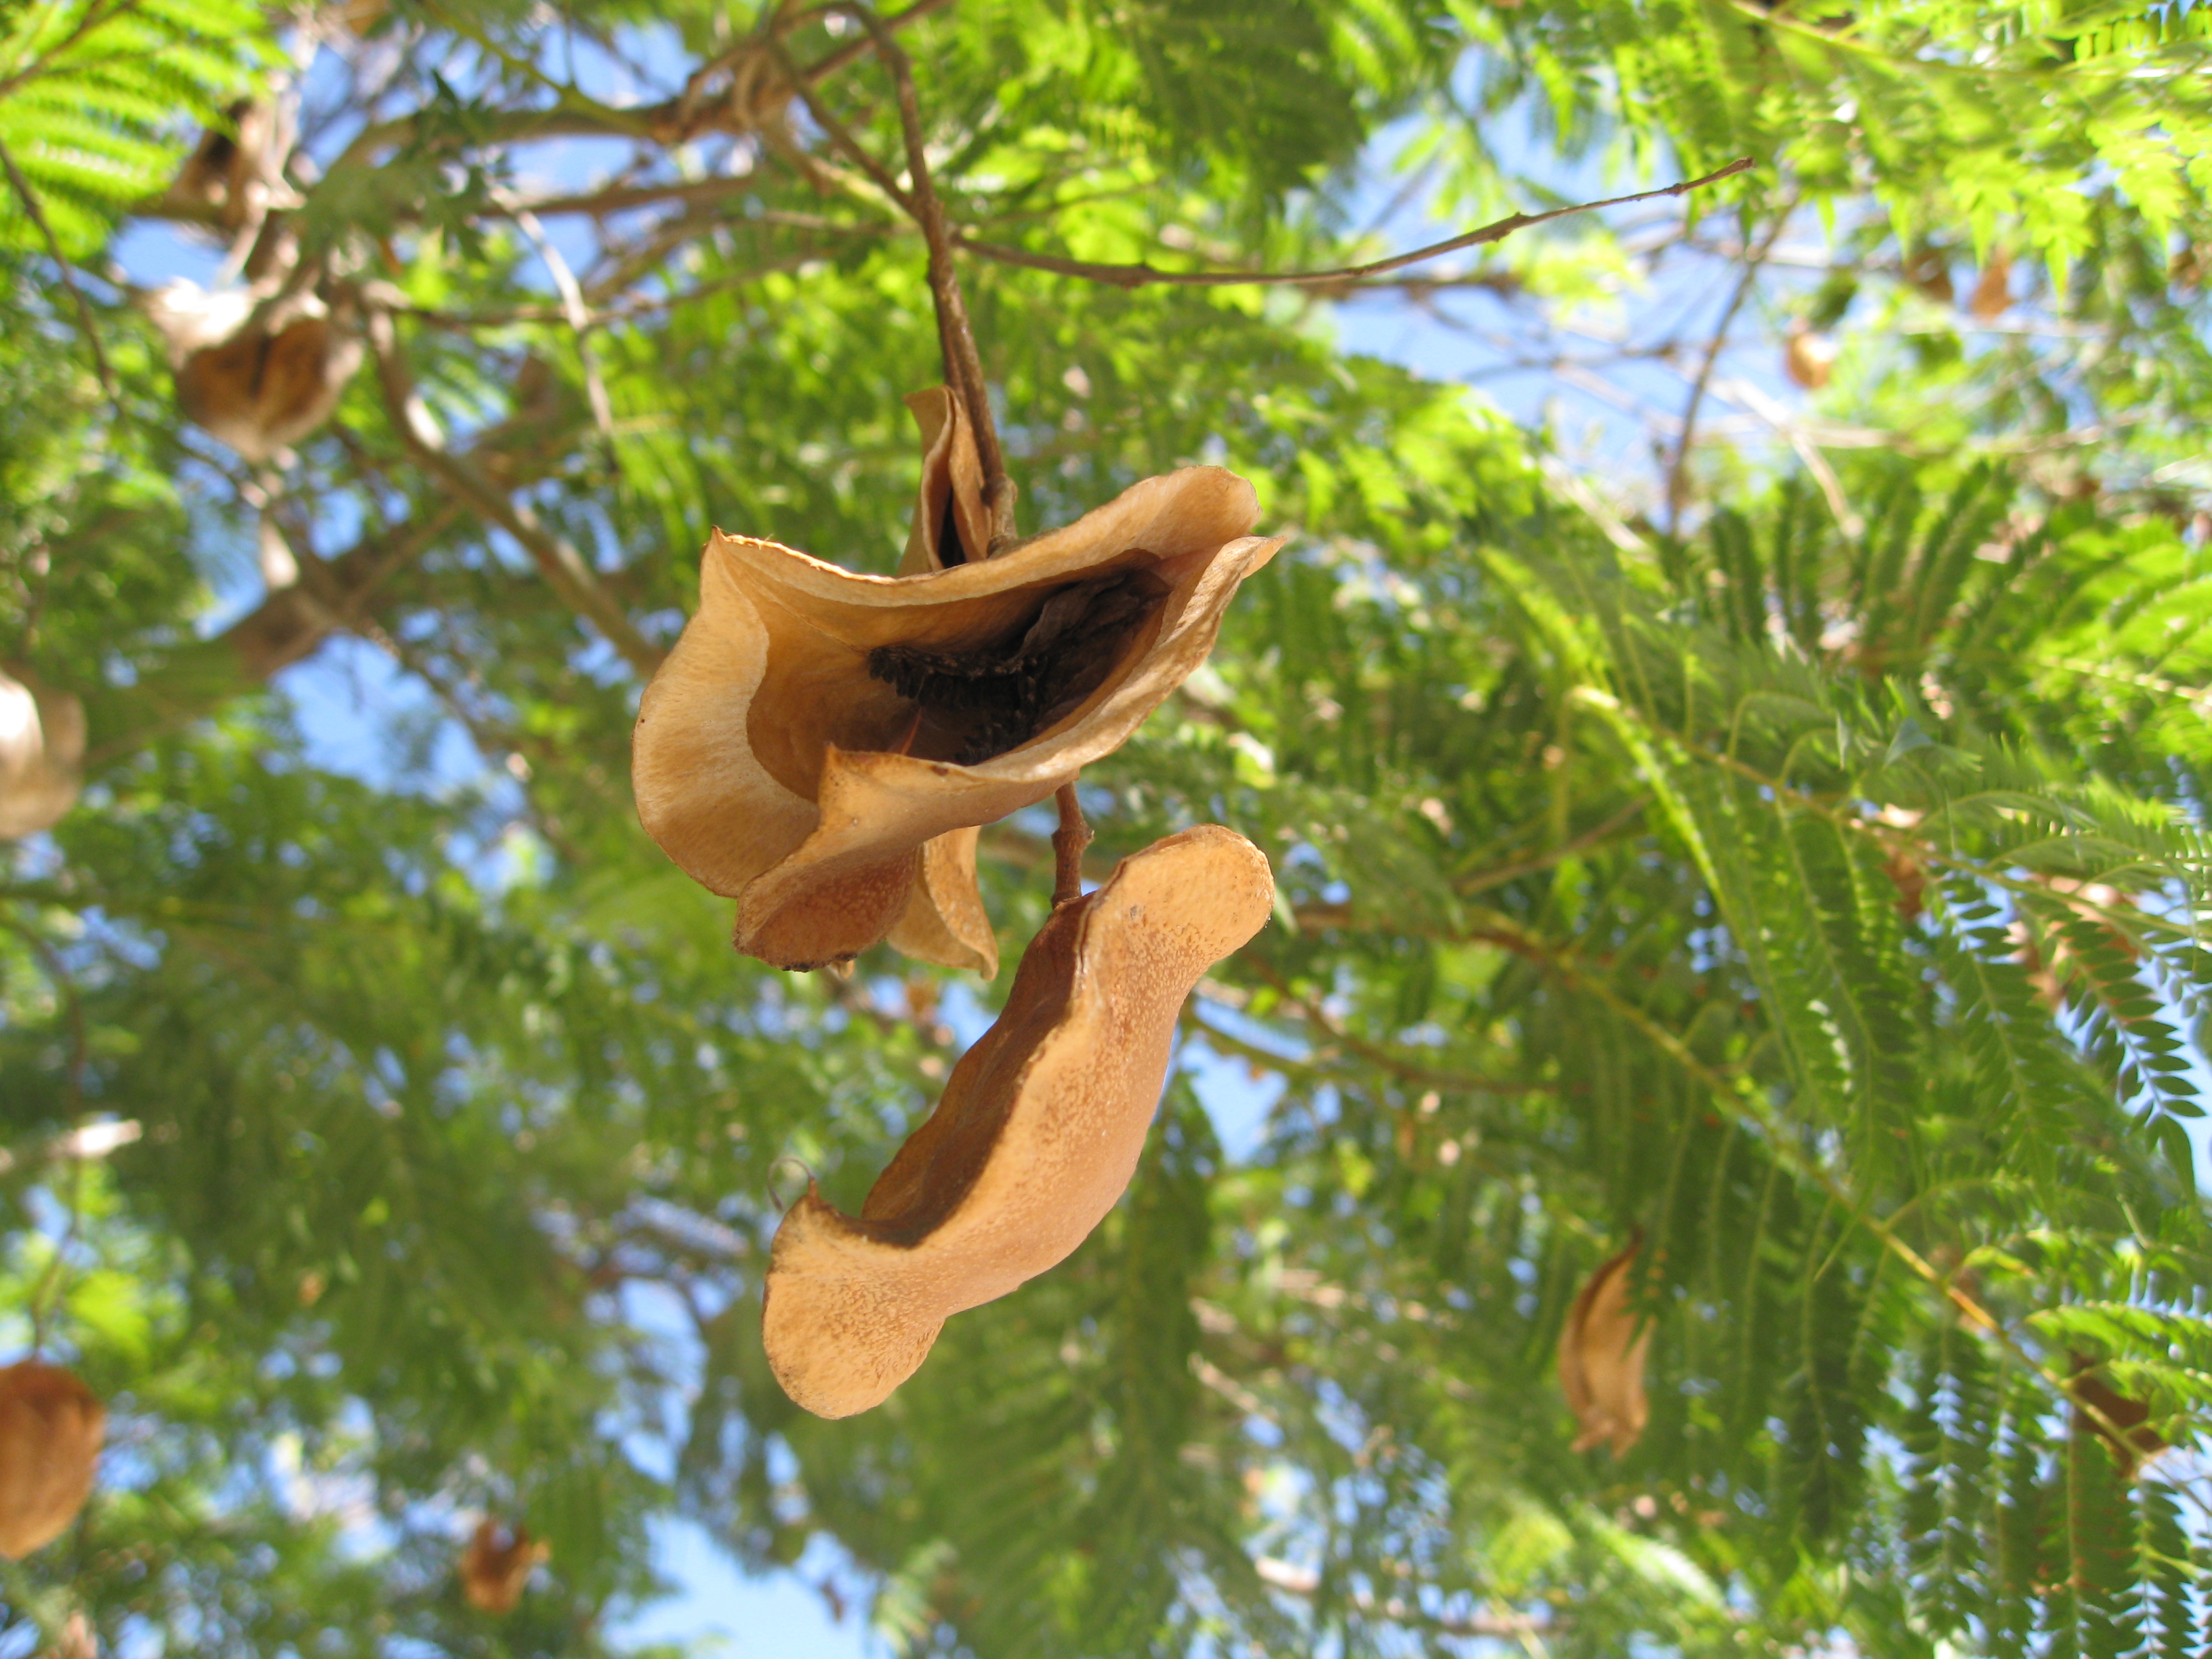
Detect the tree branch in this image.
<box><xmin>0</xmin><ymin>134</ymin><xmax>117</xmax><ymax>403</ymax></box>
<box><xmin>365</xmin><ymin>310</ymin><xmax>663</xmax><ymax>676</ymax></box>
<box><xmin>957</xmin><ymin>158</ymin><xmax>1756</xmax><ymax>291</ymax></box>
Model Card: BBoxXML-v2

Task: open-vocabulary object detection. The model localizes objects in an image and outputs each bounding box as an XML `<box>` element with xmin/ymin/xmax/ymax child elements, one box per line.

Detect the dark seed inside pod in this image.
<box><xmin>867</xmin><ymin>567</ymin><xmax>1168</xmax><ymax>764</ymax></box>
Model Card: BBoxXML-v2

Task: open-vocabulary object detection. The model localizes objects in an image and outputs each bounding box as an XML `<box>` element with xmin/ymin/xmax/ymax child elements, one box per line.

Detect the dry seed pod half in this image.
<box><xmin>166</xmin><ymin>100</ymin><xmax>287</xmax><ymax>232</ymax></box>
<box><xmin>148</xmin><ymin>281</ymin><xmax>364</xmax><ymax>464</ymax></box>
<box><xmin>1557</xmin><ymin>1237</ymin><xmax>1650</xmax><ymax>1458</ymax></box>
<box><xmin>0</xmin><ymin>666</ymin><xmax>86</xmax><ymax>840</ymax></box>
<box><xmin>2068</xmin><ymin>1352</ymin><xmax>2167</xmax><ymax>1479</ymax></box>
<box><xmin>1969</xmin><ymin>247</ymin><xmax>2013</xmax><ymax>323</ymax></box>
<box><xmin>1784</xmin><ymin>325</ymin><xmax>1839</xmax><ymax>391</ymax></box>
<box><xmin>763</xmin><ymin>824</ymin><xmax>1275</xmax><ymax>1418</ymax></box>
<box><xmin>459</xmin><ymin>1518</ymin><xmax>548</xmax><ymax>1614</ymax></box>
<box><xmin>0</xmin><ymin>1360</ymin><xmax>106</xmax><ymax>1559</ymax></box>
<box><xmin>632</xmin><ymin>457</ymin><xmax>1280</xmax><ymax>975</ymax></box>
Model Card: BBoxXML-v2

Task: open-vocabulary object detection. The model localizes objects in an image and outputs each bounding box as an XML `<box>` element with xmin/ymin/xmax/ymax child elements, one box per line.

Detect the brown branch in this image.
<box><xmin>957</xmin><ymin>158</ymin><xmax>1756</xmax><ymax>291</ymax></box>
<box><xmin>833</xmin><ymin>1</ymin><xmax>1014</xmax><ymax>546</ymax></box>
<box><xmin>0</xmin><ymin>134</ymin><xmax>117</xmax><ymax>403</ymax></box>
<box><xmin>365</xmin><ymin>310</ymin><xmax>663</xmax><ymax>676</ymax></box>
<box><xmin>1050</xmin><ymin>781</ymin><xmax>1092</xmax><ymax>906</ymax></box>
<box><xmin>1664</xmin><ymin>199</ymin><xmax>1789</xmax><ymax>527</ymax></box>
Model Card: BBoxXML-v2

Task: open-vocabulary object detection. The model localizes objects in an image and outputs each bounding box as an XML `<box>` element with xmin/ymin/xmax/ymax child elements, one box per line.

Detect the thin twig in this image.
<box><xmin>497</xmin><ymin>192</ymin><xmax>618</xmax><ymax>447</ymax></box>
<box><xmin>826</xmin><ymin>1</ymin><xmax>1016</xmax><ymax>546</ymax></box>
<box><xmin>957</xmin><ymin>158</ymin><xmax>1757</xmax><ymax>291</ymax></box>
<box><xmin>365</xmin><ymin>310</ymin><xmax>663</xmax><ymax>675</ymax></box>
<box><xmin>0</xmin><ymin>134</ymin><xmax>118</xmax><ymax>405</ymax></box>
<box><xmin>1050</xmin><ymin>781</ymin><xmax>1091</xmax><ymax>907</ymax></box>
<box><xmin>1663</xmin><ymin>198</ymin><xmax>1788</xmax><ymax>527</ymax></box>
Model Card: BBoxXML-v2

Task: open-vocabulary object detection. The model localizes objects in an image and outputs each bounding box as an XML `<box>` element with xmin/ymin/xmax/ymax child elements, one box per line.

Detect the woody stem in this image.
<box><xmin>1051</xmin><ymin>781</ymin><xmax>1091</xmax><ymax>907</ymax></box>
<box><xmin>832</xmin><ymin>2</ymin><xmax>1016</xmax><ymax>549</ymax></box>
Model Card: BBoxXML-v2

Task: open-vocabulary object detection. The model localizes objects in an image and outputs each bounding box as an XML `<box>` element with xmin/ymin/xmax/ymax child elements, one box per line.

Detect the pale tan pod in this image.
<box><xmin>632</xmin><ymin>462</ymin><xmax>1279</xmax><ymax>972</ymax></box>
<box><xmin>148</xmin><ymin>281</ymin><xmax>363</xmax><ymax>464</ymax></box>
<box><xmin>1969</xmin><ymin>248</ymin><xmax>2013</xmax><ymax>322</ymax></box>
<box><xmin>0</xmin><ymin>668</ymin><xmax>85</xmax><ymax>840</ymax></box>
<box><xmin>459</xmin><ymin>1517</ymin><xmax>547</xmax><ymax>1614</ymax></box>
<box><xmin>762</xmin><ymin>825</ymin><xmax>1275</xmax><ymax>1418</ymax></box>
<box><xmin>1557</xmin><ymin>1238</ymin><xmax>1651</xmax><ymax>1457</ymax></box>
<box><xmin>1784</xmin><ymin>325</ymin><xmax>1838</xmax><ymax>391</ymax></box>
<box><xmin>0</xmin><ymin>1361</ymin><xmax>106</xmax><ymax>1559</ymax></box>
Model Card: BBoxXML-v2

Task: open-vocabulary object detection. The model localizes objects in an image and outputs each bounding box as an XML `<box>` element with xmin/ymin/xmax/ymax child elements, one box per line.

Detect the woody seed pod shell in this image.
<box><xmin>1557</xmin><ymin>1238</ymin><xmax>1650</xmax><ymax>1457</ymax></box>
<box><xmin>149</xmin><ymin>281</ymin><xmax>363</xmax><ymax>464</ymax></box>
<box><xmin>1784</xmin><ymin>325</ymin><xmax>1838</xmax><ymax>391</ymax></box>
<box><xmin>632</xmin><ymin>464</ymin><xmax>1279</xmax><ymax>973</ymax></box>
<box><xmin>762</xmin><ymin>825</ymin><xmax>1275</xmax><ymax>1418</ymax></box>
<box><xmin>0</xmin><ymin>667</ymin><xmax>85</xmax><ymax>840</ymax></box>
<box><xmin>0</xmin><ymin>1361</ymin><xmax>105</xmax><ymax>1558</ymax></box>
<box><xmin>459</xmin><ymin>1518</ymin><xmax>547</xmax><ymax>1614</ymax></box>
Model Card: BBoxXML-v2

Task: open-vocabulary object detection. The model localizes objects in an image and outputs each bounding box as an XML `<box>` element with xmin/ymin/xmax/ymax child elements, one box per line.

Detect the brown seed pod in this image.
<box><xmin>0</xmin><ymin>1361</ymin><xmax>106</xmax><ymax>1559</ymax></box>
<box><xmin>2069</xmin><ymin>1352</ymin><xmax>2167</xmax><ymax>1479</ymax></box>
<box><xmin>0</xmin><ymin>667</ymin><xmax>85</xmax><ymax>840</ymax></box>
<box><xmin>459</xmin><ymin>1518</ymin><xmax>547</xmax><ymax>1614</ymax></box>
<box><xmin>1557</xmin><ymin>1237</ymin><xmax>1650</xmax><ymax>1457</ymax></box>
<box><xmin>1969</xmin><ymin>247</ymin><xmax>2013</xmax><ymax>322</ymax></box>
<box><xmin>1784</xmin><ymin>325</ymin><xmax>1839</xmax><ymax>390</ymax></box>
<box><xmin>762</xmin><ymin>824</ymin><xmax>1275</xmax><ymax>1418</ymax></box>
<box><xmin>167</xmin><ymin>101</ymin><xmax>283</xmax><ymax>232</ymax></box>
<box><xmin>632</xmin><ymin>451</ymin><xmax>1280</xmax><ymax>975</ymax></box>
<box><xmin>148</xmin><ymin>282</ymin><xmax>364</xmax><ymax>464</ymax></box>
<box><xmin>1904</xmin><ymin>244</ymin><xmax>1955</xmax><ymax>306</ymax></box>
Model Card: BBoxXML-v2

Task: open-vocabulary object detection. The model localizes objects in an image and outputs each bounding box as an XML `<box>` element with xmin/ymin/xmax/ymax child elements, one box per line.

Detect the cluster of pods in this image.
<box><xmin>631</xmin><ymin>388</ymin><xmax>1286</xmax><ymax>1417</ymax></box>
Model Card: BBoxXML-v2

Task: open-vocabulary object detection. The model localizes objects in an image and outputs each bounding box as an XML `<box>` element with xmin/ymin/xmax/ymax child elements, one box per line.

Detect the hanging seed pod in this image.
<box><xmin>632</xmin><ymin>452</ymin><xmax>1280</xmax><ymax>975</ymax></box>
<box><xmin>148</xmin><ymin>282</ymin><xmax>364</xmax><ymax>464</ymax></box>
<box><xmin>166</xmin><ymin>101</ymin><xmax>281</xmax><ymax>232</ymax></box>
<box><xmin>762</xmin><ymin>825</ymin><xmax>1275</xmax><ymax>1418</ymax></box>
<box><xmin>1903</xmin><ymin>244</ymin><xmax>1954</xmax><ymax>306</ymax></box>
<box><xmin>2069</xmin><ymin>1352</ymin><xmax>2167</xmax><ymax>1479</ymax></box>
<box><xmin>1557</xmin><ymin>1237</ymin><xmax>1650</xmax><ymax>1457</ymax></box>
<box><xmin>0</xmin><ymin>667</ymin><xmax>86</xmax><ymax>840</ymax></box>
<box><xmin>1784</xmin><ymin>324</ymin><xmax>1838</xmax><ymax>390</ymax></box>
<box><xmin>459</xmin><ymin>1518</ymin><xmax>547</xmax><ymax>1614</ymax></box>
<box><xmin>1969</xmin><ymin>247</ymin><xmax>2013</xmax><ymax>322</ymax></box>
<box><xmin>0</xmin><ymin>1361</ymin><xmax>106</xmax><ymax>1558</ymax></box>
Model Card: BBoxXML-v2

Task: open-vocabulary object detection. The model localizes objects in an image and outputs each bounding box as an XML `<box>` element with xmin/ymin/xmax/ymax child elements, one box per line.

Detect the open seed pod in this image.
<box><xmin>763</xmin><ymin>824</ymin><xmax>1275</xmax><ymax>1418</ymax></box>
<box><xmin>0</xmin><ymin>667</ymin><xmax>85</xmax><ymax>840</ymax></box>
<box><xmin>148</xmin><ymin>281</ymin><xmax>363</xmax><ymax>464</ymax></box>
<box><xmin>1557</xmin><ymin>1237</ymin><xmax>1650</xmax><ymax>1457</ymax></box>
<box><xmin>459</xmin><ymin>1517</ymin><xmax>548</xmax><ymax>1614</ymax></box>
<box><xmin>166</xmin><ymin>100</ymin><xmax>289</xmax><ymax>232</ymax></box>
<box><xmin>2070</xmin><ymin>1351</ymin><xmax>2168</xmax><ymax>1479</ymax></box>
<box><xmin>0</xmin><ymin>1361</ymin><xmax>106</xmax><ymax>1558</ymax></box>
<box><xmin>632</xmin><ymin>461</ymin><xmax>1280</xmax><ymax>974</ymax></box>
<box><xmin>1784</xmin><ymin>324</ymin><xmax>1838</xmax><ymax>391</ymax></box>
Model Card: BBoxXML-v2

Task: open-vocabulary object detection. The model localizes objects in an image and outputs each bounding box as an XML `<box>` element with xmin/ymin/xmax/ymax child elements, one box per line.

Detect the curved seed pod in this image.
<box><xmin>0</xmin><ymin>1361</ymin><xmax>105</xmax><ymax>1559</ymax></box>
<box><xmin>0</xmin><ymin>667</ymin><xmax>85</xmax><ymax>840</ymax></box>
<box><xmin>632</xmin><ymin>464</ymin><xmax>1279</xmax><ymax>973</ymax></box>
<box><xmin>459</xmin><ymin>1517</ymin><xmax>547</xmax><ymax>1614</ymax></box>
<box><xmin>149</xmin><ymin>281</ymin><xmax>364</xmax><ymax>464</ymax></box>
<box><xmin>763</xmin><ymin>825</ymin><xmax>1274</xmax><ymax>1418</ymax></box>
<box><xmin>1557</xmin><ymin>1237</ymin><xmax>1650</xmax><ymax>1457</ymax></box>
<box><xmin>1784</xmin><ymin>325</ymin><xmax>1838</xmax><ymax>391</ymax></box>
<box><xmin>2068</xmin><ymin>1351</ymin><xmax>2167</xmax><ymax>1479</ymax></box>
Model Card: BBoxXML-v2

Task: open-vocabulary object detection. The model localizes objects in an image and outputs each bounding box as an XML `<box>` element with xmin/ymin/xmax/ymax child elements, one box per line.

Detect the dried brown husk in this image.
<box><xmin>762</xmin><ymin>825</ymin><xmax>1275</xmax><ymax>1418</ymax></box>
<box><xmin>166</xmin><ymin>100</ymin><xmax>287</xmax><ymax>232</ymax></box>
<box><xmin>0</xmin><ymin>667</ymin><xmax>85</xmax><ymax>840</ymax></box>
<box><xmin>1969</xmin><ymin>247</ymin><xmax>2013</xmax><ymax>322</ymax></box>
<box><xmin>1557</xmin><ymin>1237</ymin><xmax>1650</xmax><ymax>1457</ymax></box>
<box><xmin>2069</xmin><ymin>1351</ymin><xmax>2167</xmax><ymax>1479</ymax></box>
<box><xmin>632</xmin><ymin>451</ymin><xmax>1280</xmax><ymax>973</ymax></box>
<box><xmin>149</xmin><ymin>281</ymin><xmax>363</xmax><ymax>464</ymax></box>
<box><xmin>459</xmin><ymin>1518</ymin><xmax>547</xmax><ymax>1614</ymax></box>
<box><xmin>0</xmin><ymin>1361</ymin><xmax>105</xmax><ymax>1559</ymax></box>
<box><xmin>1784</xmin><ymin>325</ymin><xmax>1838</xmax><ymax>391</ymax></box>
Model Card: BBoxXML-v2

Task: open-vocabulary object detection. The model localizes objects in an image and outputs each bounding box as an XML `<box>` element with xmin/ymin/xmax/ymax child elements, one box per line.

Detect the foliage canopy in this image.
<box><xmin>1</xmin><ymin>0</ymin><xmax>2209</xmax><ymax>1654</ymax></box>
